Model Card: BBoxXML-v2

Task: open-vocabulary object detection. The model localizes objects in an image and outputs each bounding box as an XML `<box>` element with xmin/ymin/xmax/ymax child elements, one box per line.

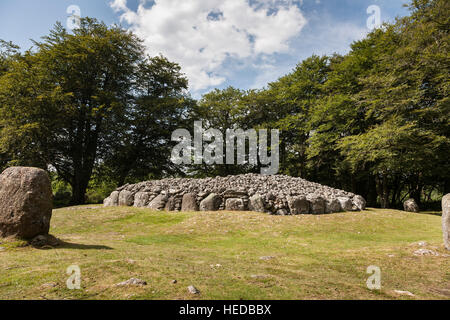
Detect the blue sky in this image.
<box><xmin>0</xmin><ymin>0</ymin><xmax>410</xmax><ymax>96</ymax></box>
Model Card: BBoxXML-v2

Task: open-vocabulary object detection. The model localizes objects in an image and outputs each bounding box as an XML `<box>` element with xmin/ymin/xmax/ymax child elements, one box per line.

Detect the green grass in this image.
<box><xmin>0</xmin><ymin>206</ymin><xmax>448</xmax><ymax>300</ymax></box>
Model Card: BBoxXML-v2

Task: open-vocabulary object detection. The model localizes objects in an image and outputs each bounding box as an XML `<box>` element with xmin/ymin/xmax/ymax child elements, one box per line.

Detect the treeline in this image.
<box><xmin>0</xmin><ymin>0</ymin><xmax>448</xmax><ymax>208</ymax></box>
<box><xmin>193</xmin><ymin>0</ymin><xmax>450</xmax><ymax>209</ymax></box>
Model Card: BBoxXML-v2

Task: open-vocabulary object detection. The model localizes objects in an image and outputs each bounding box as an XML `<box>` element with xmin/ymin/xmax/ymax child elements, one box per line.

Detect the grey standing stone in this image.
<box><xmin>118</xmin><ymin>190</ymin><xmax>134</xmax><ymax>206</ymax></box>
<box><xmin>200</xmin><ymin>193</ymin><xmax>221</xmax><ymax>211</ymax></box>
<box><xmin>403</xmin><ymin>199</ymin><xmax>420</xmax><ymax>213</ymax></box>
<box><xmin>442</xmin><ymin>193</ymin><xmax>450</xmax><ymax>250</ymax></box>
<box><xmin>0</xmin><ymin>167</ymin><xmax>53</xmax><ymax>239</ymax></box>
<box><xmin>353</xmin><ymin>195</ymin><xmax>366</xmax><ymax>211</ymax></box>
<box><xmin>288</xmin><ymin>197</ymin><xmax>310</xmax><ymax>215</ymax></box>
<box><xmin>225</xmin><ymin>198</ymin><xmax>245</xmax><ymax>211</ymax></box>
<box><xmin>148</xmin><ymin>194</ymin><xmax>168</xmax><ymax>211</ymax></box>
<box><xmin>134</xmin><ymin>192</ymin><xmax>150</xmax><ymax>207</ymax></box>
<box><xmin>338</xmin><ymin>197</ymin><xmax>353</xmax><ymax>212</ymax></box>
<box><xmin>325</xmin><ymin>198</ymin><xmax>342</xmax><ymax>213</ymax></box>
<box><xmin>165</xmin><ymin>197</ymin><xmax>176</xmax><ymax>211</ymax></box>
<box><xmin>308</xmin><ymin>197</ymin><xmax>326</xmax><ymax>215</ymax></box>
<box><xmin>104</xmin><ymin>191</ymin><xmax>119</xmax><ymax>207</ymax></box>
<box><xmin>181</xmin><ymin>193</ymin><xmax>199</xmax><ymax>212</ymax></box>
<box><xmin>275</xmin><ymin>209</ymin><xmax>288</xmax><ymax>215</ymax></box>
<box><xmin>249</xmin><ymin>194</ymin><xmax>265</xmax><ymax>213</ymax></box>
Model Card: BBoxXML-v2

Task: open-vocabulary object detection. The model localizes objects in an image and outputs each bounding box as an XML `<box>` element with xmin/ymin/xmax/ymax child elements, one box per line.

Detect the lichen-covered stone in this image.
<box><xmin>148</xmin><ymin>194</ymin><xmax>167</xmax><ymax>211</ymax></box>
<box><xmin>0</xmin><ymin>167</ymin><xmax>52</xmax><ymax>239</ymax></box>
<box><xmin>181</xmin><ymin>193</ymin><xmax>199</xmax><ymax>212</ymax></box>
<box><xmin>353</xmin><ymin>195</ymin><xmax>366</xmax><ymax>211</ymax></box>
<box><xmin>225</xmin><ymin>198</ymin><xmax>245</xmax><ymax>211</ymax></box>
<box><xmin>308</xmin><ymin>197</ymin><xmax>326</xmax><ymax>215</ymax></box>
<box><xmin>325</xmin><ymin>199</ymin><xmax>342</xmax><ymax>214</ymax></box>
<box><xmin>134</xmin><ymin>192</ymin><xmax>150</xmax><ymax>207</ymax></box>
<box><xmin>118</xmin><ymin>190</ymin><xmax>134</xmax><ymax>206</ymax></box>
<box><xmin>288</xmin><ymin>197</ymin><xmax>310</xmax><ymax>215</ymax></box>
<box><xmin>404</xmin><ymin>199</ymin><xmax>420</xmax><ymax>213</ymax></box>
<box><xmin>200</xmin><ymin>193</ymin><xmax>221</xmax><ymax>211</ymax></box>
<box><xmin>104</xmin><ymin>191</ymin><xmax>119</xmax><ymax>207</ymax></box>
<box><xmin>249</xmin><ymin>194</ymin><xmax>265</xmax><ymax>213</ymax></box>
<box><xmin>338</xmin><ymin>197</ymin><xmax>353</xmax><ymax>212</ymax></box>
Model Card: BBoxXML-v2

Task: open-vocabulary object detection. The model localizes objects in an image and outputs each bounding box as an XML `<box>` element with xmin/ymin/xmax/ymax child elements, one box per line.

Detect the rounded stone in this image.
<box><xmin>249</xmin><ymin>194</ymin><xmax>265</xmax><ymax>213</ymax></box>
<box><xmin>288</xmin><ymin>196</ymin><xmax>310</xmax><ymax>215</ymax></box>
<box><xmin>200</xmin><ymin>193</ymin><xmax>222</xmax><ymax>211</ymax></box>
<box><xmin>134</xmin><ymin>192</ymin><xmax>150</xmax><ymax>207</ymax></box>
<box><xmin>104</xmin><ymin>191</ymin><xmax>119</xmax><ymax>207</ymax></box>
<box><xmin>308</xmin><ymin>197</ymin><xmax>326</xmax><ymax>215</ymax></box>
<box><xmin>118</xmin><ymin>190</ymin><xmax>134</xmax><ymax>206</ymax></box>
<box><xmin>225</xmin><ymin>198</ymin><xmax>246</xmax><ymax>211</ymax></box>
<box><xmin>0</xmin><ymin>167</ymin><xmax>53</xmax><ymax>239</ymax></box>
<box><xmin>404</xmin><ymin>199</ymin><xmax>419</xmax><ymax>213</ymax></box>
<box><xmin>181</xmin><ymin>193</ymin><xmax>199</xmax><ymax>212</ymax></box>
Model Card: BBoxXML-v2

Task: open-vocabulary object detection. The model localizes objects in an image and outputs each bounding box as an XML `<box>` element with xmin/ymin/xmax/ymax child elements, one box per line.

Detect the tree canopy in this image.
<box><xmin>0</xmin><ymin>18</ymin><xmax>191</xmax><ymax>204</ymax></box>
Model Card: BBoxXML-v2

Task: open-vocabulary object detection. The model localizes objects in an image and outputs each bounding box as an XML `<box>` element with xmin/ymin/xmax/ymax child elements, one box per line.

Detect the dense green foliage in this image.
<box><xmin>0</xmin><ymin>0</ymin><xmax>448</xmax><ymax>207</ymax></box>
<box><xmin>0</xmin><ymin>19</ymin><xmax>191</xmax><ymax>204</ymax></box>
<box><xmin>189</xmin><ymin>0</ymin><xmax>449</xmax><ymax>208</ymax></box>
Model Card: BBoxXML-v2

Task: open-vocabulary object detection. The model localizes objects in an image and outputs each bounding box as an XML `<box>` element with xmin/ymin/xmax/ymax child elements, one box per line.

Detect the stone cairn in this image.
<box><xmin>104</xmin><ymin>174</ymin><xmax>366</xmax><ymax>215</ymax></box>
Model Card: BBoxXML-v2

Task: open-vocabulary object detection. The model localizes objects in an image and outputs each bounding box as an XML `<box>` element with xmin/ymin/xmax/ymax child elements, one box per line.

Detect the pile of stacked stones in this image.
<box><xmin>104</xmin><ymin>174</ymin><xmax>366</xmax><ymax>215</ymax></box>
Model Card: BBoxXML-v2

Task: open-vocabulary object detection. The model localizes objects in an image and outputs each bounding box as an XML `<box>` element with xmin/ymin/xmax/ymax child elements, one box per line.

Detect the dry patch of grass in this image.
<box><xmin>0</xmin><ymin>206</ymin><xmax>448</xmax><ymax>300</ymax></box>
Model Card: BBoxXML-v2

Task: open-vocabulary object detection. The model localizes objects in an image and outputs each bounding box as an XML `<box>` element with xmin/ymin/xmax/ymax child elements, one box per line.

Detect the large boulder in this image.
<box><xmin>308</xmin><ymin>196</ymin><xmax>326</xmax><ymax>215</ymax></box>
<box><xmin>225</xmin><ymin>198</ymin><xmax>245</xmax><ymax>211</ymax></box>
<box><xmin>118</xmin><ymin>190</ymin><xmax>134</xmax><ymax>206</ymax></box>
<box><xmin>353</xmin><ymin>195</ymin><xmax>366</xmax><ymax>211</ymax></box>
<box><xmin>200</xmin><ymin>193</ymin><xmax>222</xmax><ymax>211</ymax></box>
<box><xmin>148</xmin><ymin>194</ymin><xmax>167</xmax><ymax>211</ymax></box>
<box><xmin>181</xmin><ymin>193</ymin><xmax>199</xmax><ymax>212</ymax></box>
<box><xmin>288</xmin><ymin>197</ymin><xmax>310</xmax><ymax>215</ymax></box>
<box><xmin>442</xmin><ymin>194</ymin><xmax>450</xmax><ymax>250</ymax></box>
<box><xmin>338</xmin><ymin>197</ymin><xmax>353</xmax><ymax>212</ymax></box>
<box><xmin>404</xmin><ymin>199</ymin><xmax>419</xmax><ymax>213</ymax></box>
<box><xmin>325</xmin><ymin>198</ymin><xmax>342</xmax><ymax>214</ymax></box>
<box><xmin>0</xmin><ymin>167</ymin><xmax>53</xmax><ymax>239</ymax></box>
<box><xmin>165</xmin><ymin>197</ymin><xmax>176</xmax><ymax>211</ymax></box>
<box><xmin>134</xmin><ymin>192</ymin><xmax>150</xmax><ymax>207</ymax></box>
<box><xmin>249</xmin><ymin>194</ymin><xmax>265</xmax><ymax>213</ymax></box>
<box><xmin>104</xmin><ymin>191</ymin><xmax>119</xmax><ymax>207</ymax></box>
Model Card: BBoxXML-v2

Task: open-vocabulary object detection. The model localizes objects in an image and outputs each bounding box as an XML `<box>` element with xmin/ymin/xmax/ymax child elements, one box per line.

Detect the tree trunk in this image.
<box><xmin>70</xmin><ymin>178</ymin><xmax>89</xmax><ymax>205</ymax></box>
<box><xmin>376</xmin><ymin>173</ymin><xmax>389</xmax><ymax>209</ymax></box>
<box><xmin>366</xmin><ymin>175</ymin><xmax>378</xmax><ymax>207</ymax></box>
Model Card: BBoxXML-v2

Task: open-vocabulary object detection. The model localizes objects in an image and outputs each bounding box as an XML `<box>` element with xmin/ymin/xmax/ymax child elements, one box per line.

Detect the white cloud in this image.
<box><xmin>110</xmin><ymin>0</ymin><xmax>306</xmax><ymax>91</ymax></box>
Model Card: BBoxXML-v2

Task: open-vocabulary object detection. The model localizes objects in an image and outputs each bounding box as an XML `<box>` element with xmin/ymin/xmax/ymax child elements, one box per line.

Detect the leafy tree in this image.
<box><xmin>104</xmin><ymin>55</ymin><xmax>193</xmax><ymax>185</ymax></box>
<box><xmin>262</xmin><ymin>55</ymin><xmax>330</xmax><ymax>178</ymax></box>
<box><xmin>339</xmin><ymin>0</ymin><xmax>450</xmax><ymax>206</ymax></box>
<box><xmin>0</xmin><ymin>18</ymin><xmax>189</xmax><ymax>204</ymax></box>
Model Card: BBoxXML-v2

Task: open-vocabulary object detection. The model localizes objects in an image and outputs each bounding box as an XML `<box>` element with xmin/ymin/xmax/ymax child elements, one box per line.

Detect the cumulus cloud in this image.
<box><xmin>110</xmin><ymin>0</ymin><xmax>307</xmax><ymax>91</ymax></box>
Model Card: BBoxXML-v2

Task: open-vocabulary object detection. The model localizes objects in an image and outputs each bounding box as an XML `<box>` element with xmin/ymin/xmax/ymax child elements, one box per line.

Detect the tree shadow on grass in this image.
<box><xmin>56</xmin><ymin>241</ymin><xmax>113</xmax><ymax>250</ymax></box>
<box><xmin>417</xmin><ymin>211</ymin><xmax>442</xmax><ymax>217</ymax></box>
<box><xmin>32</xmin><ymin>236</ymin><xmax>113</xmax><ymax>250</ymax></box>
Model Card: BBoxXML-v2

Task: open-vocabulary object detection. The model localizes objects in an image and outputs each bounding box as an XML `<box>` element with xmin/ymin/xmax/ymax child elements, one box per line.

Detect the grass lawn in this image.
<box><xmin>0</xmin><ymin>206</ymin><xmax>448</xmax><ymax>300</ymax></box>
